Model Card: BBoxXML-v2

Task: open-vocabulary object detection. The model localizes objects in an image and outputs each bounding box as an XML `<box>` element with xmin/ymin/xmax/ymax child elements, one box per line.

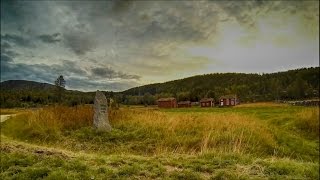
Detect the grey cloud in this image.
<box><xmin>92</xmin><ymin>67</ymin><xmax>115</xmax><ymax>78</ymax></box>
<box><xmin>1</xmin><ymin>0</ymin><xmax>317</xmax><ymax>90</ymax></box>
<box><xmin>60</xmin><ymin>60</ymin><xmax>87</xmax><ymax>76</ymax></box>
<box><xmin>128</xmin><ymin>2</ymin><xmax>219</xmax><ymax>44</ymax></box>
<box><xmin>42</xmin><ymin>60</ymin><xmax>88</xmax><ymax>77</ymax></box>
<box><xmin>1</xmin><ymin>54</ymin><xmax>13</xmax><ymax>63</ymax></box>
<box><xmin>1</xmin><ymin>1</ymin><xmax>30</xmax><ymax>29</ymax></box>
<box><xmin>63</xmin><ymin>32</ymin><xmax>95</xmax><ymax>55</ymax></box>
<box><xmin>74</xmin><ymin>1</ymin><xmax>220</xmax><ymax>69</ymax></box>
<box><xmin>137</xmin><ymin>19</ymin><xmax>202</xmax><ymax>43</ymax></box>
<box><xmin>215</xmin><ymin>1</ymin><xmax>318</xmax><ymax>29</ymax></box>
<box><xmin>0</xmin><ymin>54</ymin><xmax>139</xmax><ymax>91</ymax></box>
<box><xmin>0</xmin><ymin>57</ymin><xmax>88</xmax><ymax>84</ymax></box>
<box><xmin>57</xmin><ymin>1</ymin><xmax>219</xmax><ymax>49</ymax></box>
<box><xmin>1</xmin><ymin>42</ymin><xmax>19</xmax><ymax>58</ymax></box>
<box><xmin>213</xmin><ymin>1</ymin><xmax>268</xmax><ymax>28</ymax></box>
<box><xmin>110</xmin><ymin>0</ymin><xmax>134</xmax><ymax>14</ymax></box>
<box><xmin>117</xmin><ymin>72</ymin><xmax>140</xmax><ymax>80</ymax></box>
<box><xmin>1</xmin><ymin>42</ymin><xmax>11</xmax><ymax>49</ymax></box>
<box><xmin>1</xmin><ymin>60</ymin><xmax>55</xmax><ymax>83</ymax></box>
<box><xmin>38</xmin><ymin>33</ymin><xmax>61</xmax><ymax>43</ymax></box>
<box><xmin>67</xmin><ymin>77</ymin><xmax>139</xmax><ymax>92</ymax></box>
<box><xmin>3</xmin><ymin>1</ymin><xmax>218</xmax><ymax>59</ymax></box>
<box><xmin>91</xmin><ymin>67</ymin><xmax>141</xmax><ymax>80</ymax></box>
<box><xmin>124</xmin><ymin>55</ymin><xmax>210</xmax><ymax>76</ymax></box>
<box><xmin>1</xmin><ymin>34</ymin><xmax>33</xmax><ymax>47</ymax></box>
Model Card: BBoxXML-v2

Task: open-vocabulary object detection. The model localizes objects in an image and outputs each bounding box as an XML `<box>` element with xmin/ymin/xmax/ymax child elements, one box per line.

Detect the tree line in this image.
<box><xmin>119</xmin><ymin>67</ymin><xmax>319</xmax><ymax>105</ymax></box>
<box><xmin>0</xmin><ymin>76</ymin><xmax>95</xmax><ymax>108</ymax></box>
<box><xmin>0</xmin><ymin>67</ymin><xmax>319</xmax><ymax>108</ymax></box>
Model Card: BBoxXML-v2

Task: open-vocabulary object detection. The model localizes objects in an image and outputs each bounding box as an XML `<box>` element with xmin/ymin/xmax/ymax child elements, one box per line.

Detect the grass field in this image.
<box><xmin>1</xmin><ymin>103</ymin><xmax>319</xmax><ymax>179</ymax></box>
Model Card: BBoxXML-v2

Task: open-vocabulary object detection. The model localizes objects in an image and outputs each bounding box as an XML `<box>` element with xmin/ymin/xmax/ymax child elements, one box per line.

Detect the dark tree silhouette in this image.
<box><xmin>54</xmin><ymin>75</ymin><xmax>66</xmax><ymax>103</ymax></box>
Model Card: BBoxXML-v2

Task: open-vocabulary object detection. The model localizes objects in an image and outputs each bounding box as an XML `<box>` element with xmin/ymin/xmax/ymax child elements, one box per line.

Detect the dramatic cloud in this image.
<box><xmin>38</xmin><ymin>33</ymin><xmax>61</xmax><ymax>43</ymax></box>
<box><xmin>68</xmin><ymin>77</ymin><xmax>139</xmax><ymax>92</ymax></box>
<box><xmin>1</xmin><ymin>34</ymin><xmax>33</xmax><ymax>47</ymax></box>
<box><xmin>1</xmin><ymin>42</ymin><xmax>19</xmax><ymax>57</ymax></box>
<box><xmin>0</xmin><ymin>57</ymin><xmax>138</xmax><ymax>91</ymax></box>
<box><xmin>1</xmin><ymin>0</ymin><xmax>318</xmax><ymax>91</ymax></box>
<box><xmin>63</xmin><ymin>32</ymin><xmax>96</xmax><ymax>55</ymax></box>
<box><xmin>91</xmin><ymin>67</ymin><xmax>140</xmax><ymax>80</ymax></box>
<box><xmin>1</xmin><ymin>54</ymin><xmax>13</xmax><ymax>63</ymax></box>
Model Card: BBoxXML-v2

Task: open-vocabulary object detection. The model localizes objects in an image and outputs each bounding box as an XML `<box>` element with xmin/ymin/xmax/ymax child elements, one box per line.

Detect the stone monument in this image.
<box><xmin>93</xmin><ymin>90</ymin><xmax>112</xmax><ymax>131</ymax></box>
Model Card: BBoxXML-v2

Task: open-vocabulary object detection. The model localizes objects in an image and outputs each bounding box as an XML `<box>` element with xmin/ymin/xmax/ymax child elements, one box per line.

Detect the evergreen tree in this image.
<box><xmin>54</xmin><ymin>75</ymin><xmax>66</xmax><ymax>103</ymax></box>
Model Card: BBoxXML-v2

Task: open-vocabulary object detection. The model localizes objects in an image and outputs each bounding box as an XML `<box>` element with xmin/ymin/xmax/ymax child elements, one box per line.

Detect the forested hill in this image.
<box><xmin>0</xmin><ymin>80</ymin><xmax>95</xmax><ymax>108</ymax></box>
<box><xmin>0</xmin><ymin>80</ymin><xmax>55</xmax><ymax>91</ymax></box>
<box><xmin>122</xmin><ymin>67</ymin><xmax>319</xmax><ymax>102</ymax></box>
<box><xmin>0</xmin><ymin>67</ymin><xmax>319</xmax><ymax>108</ymax></box>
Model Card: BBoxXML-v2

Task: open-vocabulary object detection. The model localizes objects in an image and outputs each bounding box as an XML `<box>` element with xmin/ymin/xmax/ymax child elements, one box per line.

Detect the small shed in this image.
<box><xmin>219</xmin><ymin>95</ymin><xmax>238</xmax><ymax>107</ymax></box>
<box><xmin>178</xmin><ymin>101</ymin><xmax>191</xmax><ymax>108</ymax></box>
<box><xmin>157</xmin><ymin>97</ymin><xmax>177</xmax><ymax>108</ymax></box>
<box><xmin>200</xmin><ymin>98</ymin><xmax>214</xmax><ymax>107</ymax></box>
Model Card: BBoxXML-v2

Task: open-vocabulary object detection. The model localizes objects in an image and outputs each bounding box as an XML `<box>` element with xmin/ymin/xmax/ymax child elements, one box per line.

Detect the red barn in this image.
<box><xmin>177</xmin><ymin>101</ymin><xmax>191</xmax><ymax>108</ymax></box>
<box><xmin>219</xmin><ymin>95</ymin><xmax>238</xmax><ymax>107</ymax></box>
<box><xmin>157</xmin><ymin>98</ymin><xmax>177</xmax><ymax>108</ymax></box>
<box><xmin>200</xmin><ymin>98</ymin><xmax>214</xmax><ymax>107</ymax></box>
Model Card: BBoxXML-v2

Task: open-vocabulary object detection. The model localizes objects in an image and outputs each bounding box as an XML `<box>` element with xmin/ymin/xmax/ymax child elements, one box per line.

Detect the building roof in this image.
<box><xmin>220</xmin><ymin>95</ymin><xmax>237</xmax><ymax>99</ymax></box>
<box><xmin>200</xmin><ymin>98</ymin><xmax>214</xmax><ymax>102</ymax></box>
<box><xmin>157</xmin><ymin>97</ymin><xmax>176</xmax><ymax>102</ymax></box>
<box><xmin>178</xmin><ymin>101</ymin><xmax>191</xmax><ymax>104</ymax></box>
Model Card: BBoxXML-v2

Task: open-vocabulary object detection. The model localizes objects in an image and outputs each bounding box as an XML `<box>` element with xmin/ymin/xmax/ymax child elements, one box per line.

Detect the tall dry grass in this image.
<box><xmin>295</xmin><ymin>107</ymin><xmax>319</xmax><ymax>137</ymax></box>
<box><xmin>27</xmin><ymin>105</ymin><xmax>93</xmax><ymax>130</ymax></box>
<box><xmin>0</xmin><ymin>108</ymin><xmax>29</xmax><ymax>115</ymax></box>
<box><xmin>4</xmin><ymin>106</ymin><xmax>278</xmax><ymax>155</ymax></box>
<box><xmin>2</xmin><ymin>105</ymin><xmax>93</xmax><ymax>141</ymax></box>
<box><xmin>111</xmin><ymin>109</ymin><xmax>277</xmax><ymax>155</ymax></box>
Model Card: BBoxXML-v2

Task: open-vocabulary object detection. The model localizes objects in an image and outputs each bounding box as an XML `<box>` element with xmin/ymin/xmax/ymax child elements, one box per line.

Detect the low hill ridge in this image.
<box><xmin>1</xmin><ymin>80</ymin><xmax>55</xmax><ymax>91</ymax></box>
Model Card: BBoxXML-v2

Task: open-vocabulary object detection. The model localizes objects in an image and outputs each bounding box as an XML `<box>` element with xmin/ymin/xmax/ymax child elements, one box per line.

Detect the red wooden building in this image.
<box><xmin>200</xmin><ymin>98</ymin><xmax>214</xmax><ymax>107</ymax></box>
<box><xmin>177</xmin><ymin>101</ymin><xmax>191</xmax><ymax>108</ymax></box>
<box><xmin>219</xmin><ymin>95</ymin><xmax>238</xmax><ymax>107</ymax></box>
<box><xmin>157</xmin><ymin>98</ymin><xmax>177</xmax><ymax>108</ymax></box>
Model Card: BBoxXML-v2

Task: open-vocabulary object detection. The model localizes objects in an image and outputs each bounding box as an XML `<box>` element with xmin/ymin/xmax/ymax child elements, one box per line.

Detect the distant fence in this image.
<box><xmin>276</xmin><ymin>100</ymin><xmax>320</xmax><ymax>106</ymax></box>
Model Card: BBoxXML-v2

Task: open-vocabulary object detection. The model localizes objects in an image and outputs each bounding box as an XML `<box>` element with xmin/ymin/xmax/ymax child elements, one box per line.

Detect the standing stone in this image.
<box><xmin>93</xmin><ymin>91</ymin><xmax>112</xmax><ymax>131</ymax></box>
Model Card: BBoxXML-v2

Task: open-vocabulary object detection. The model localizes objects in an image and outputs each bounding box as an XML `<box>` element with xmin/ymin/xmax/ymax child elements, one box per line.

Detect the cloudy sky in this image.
<box><xmin>1</xmin><ymin>0</ymin><xmax>319</xmax><ymax>91</ymax></box>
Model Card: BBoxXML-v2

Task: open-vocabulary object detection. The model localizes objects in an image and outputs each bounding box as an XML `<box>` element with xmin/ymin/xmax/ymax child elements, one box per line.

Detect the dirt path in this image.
<box><xmin>0</xmin><ymin>114</ymin><xmax>15</xmax><ymax>123</ymax></box>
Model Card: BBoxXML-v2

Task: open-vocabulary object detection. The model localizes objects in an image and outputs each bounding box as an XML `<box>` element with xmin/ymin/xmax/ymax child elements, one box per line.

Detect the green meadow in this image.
<box><xmin>1</xmin><ymin>103</ymin><xmax>319</xmax><ymax>179</ymax></box>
